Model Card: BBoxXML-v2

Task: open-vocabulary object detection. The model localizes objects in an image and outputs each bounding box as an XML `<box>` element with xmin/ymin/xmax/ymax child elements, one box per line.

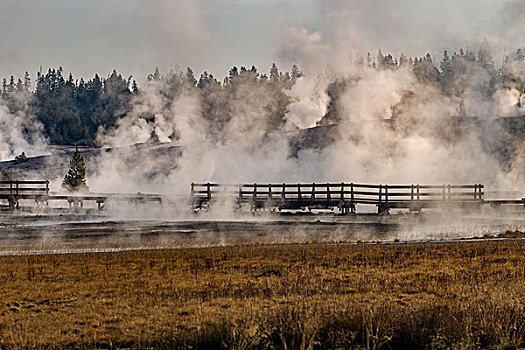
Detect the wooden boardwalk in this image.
<box><xmin>1</xmin><ymin>180</ymin><xmax>522</xmax><ymax>214</ymax></box>
<box><xmin>191</xmin><ymin>182</ymin><xmax>525</xmax><ymax>214</ymax></box>
<box><xmin>0</xmin><ymin>180</ymin><xmax>162</xmax><ymax>211</ymax></box>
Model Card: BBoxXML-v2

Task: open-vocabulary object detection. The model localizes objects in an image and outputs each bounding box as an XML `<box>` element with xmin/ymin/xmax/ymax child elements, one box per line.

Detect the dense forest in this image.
<box><xmin>0</xmin><ymin>47</ymin><xmax>524</xmax><ymax>146</ymax></box>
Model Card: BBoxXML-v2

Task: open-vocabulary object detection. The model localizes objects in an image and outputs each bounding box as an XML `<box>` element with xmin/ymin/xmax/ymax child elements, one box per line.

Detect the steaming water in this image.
<box><xmin>0</xmin><ymin>209</ymin><xmax>523</xmax><ymax>256</ymax></box>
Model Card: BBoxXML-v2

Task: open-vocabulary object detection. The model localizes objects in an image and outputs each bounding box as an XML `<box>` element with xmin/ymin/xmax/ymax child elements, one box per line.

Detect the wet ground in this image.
<box><xmin>0</xmin><ymin>208</ymin><xmax>524</xmax><ymax>255</ymax></box>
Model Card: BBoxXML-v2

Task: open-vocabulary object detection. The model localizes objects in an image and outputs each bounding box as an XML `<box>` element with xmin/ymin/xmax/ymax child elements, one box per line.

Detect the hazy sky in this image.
<box><xmin>0</xmin><ymin>0</ymin><xmax>523</xmax><ymax>83</ymax></box>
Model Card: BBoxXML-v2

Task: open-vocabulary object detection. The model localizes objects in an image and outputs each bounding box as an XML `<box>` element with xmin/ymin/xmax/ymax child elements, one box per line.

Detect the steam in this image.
<box><xmin>89</xmin><ymin>73</ymin><xmax>524</xmax><ymax>215</ymax></box>
<box><xmin>0</xmin><ymin>98</ymin><xmax>47</xmax><ymax>162</ymax></box>
<box><xmin>1</xmin><ymin>0</ymin><xmax>524</xmax><ymax>208</ymax></box>
<box><xmin>284</xmin><ymin>74</ymin><xmax>330</xmax><ymax>129</ymax></box>
<box><xmin>90</xmin><ymin>57</ymin><xmax>525</xmax><ymax>204</ymax></box>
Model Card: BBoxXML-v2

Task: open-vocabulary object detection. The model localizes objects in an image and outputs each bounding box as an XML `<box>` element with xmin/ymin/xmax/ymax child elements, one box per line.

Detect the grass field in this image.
<box><xmin>1</xmin><ymin>237</ymin><xmax>525</xmax><ymax>349</ymax></box>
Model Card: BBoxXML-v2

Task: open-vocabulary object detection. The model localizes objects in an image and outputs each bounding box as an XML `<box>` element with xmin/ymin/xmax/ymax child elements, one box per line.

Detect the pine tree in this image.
<box><xmin>131</xmin><ymin>80</ymin><xmax>139</xmax><ymax>94</ymax></box>
<box><xmin>62</xmin><ymin>146</ymin><xmax>89</xmax><ymax>192</ymax></box>
<box><xmin>291</xmin><ymin>64</ymin><xmax>302</xmax><ymax>80</ymax></box>
<box><xmin>2</xmin><ymin>78</ymin><xmax>7</xmax><ymax>98</ymax></box>
<box><xmin>270</xmin><ymin>63</ymin><xmax>279</xmax><ymax>82</ymax></box>
<box><xmin>23</xmin><ymin>71</ymin><xmax>31</xmax><ymax>91</ymax></box>
<box><xmin>8</xmin><ymin>76</ymin><xmax>15</xmax><ymax>94</ymax></box>
<box><xmin>147</xmin><ymin>67</ymin><xmax>161</xmax><ymax>81</ymax></box>
<box><xmin>440</xmin><ymin>50</ymin><xmax>453</xmax><ymax>90</ymax></box>
<box><xmin>185</xmin><ymin>67</ymin><xmax>197</xmax><ymax>86</ymax></box>
<box><xmin>376</xmin><ymin>49</ymin><xmax>384</xmax><ymax>69</ymax></box>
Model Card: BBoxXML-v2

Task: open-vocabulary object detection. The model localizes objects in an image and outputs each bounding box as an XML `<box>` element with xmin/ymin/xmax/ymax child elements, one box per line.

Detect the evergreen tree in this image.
<box><xmin>23</xmin><ymin>71</ymin><xmax>31</xmax><ymax>91</ymax></box>
<box><xmin>413</xmin><ymin>53</ymin><xmax>440</xmax><ymax>83</ymax></box>
<box><xmin>147</xmin><ymin>66</ymin><xmax>161</xmax><ymax>81</ymax></box>
<box><xmin>440</xmin><ymin>50</ymin><xmax>453</xmax><ymax>92</ymax></box>
<box><xmin>376</xmin><ymin>49</ymin><xmax>384</xmax><ymax>69</ymax></box>
<box><xmin>8</xmin><ymin>76</ymin><xmax>15</xmax><ymax>94</ymax></box>
<box><xmin>2</xmin><ymin>78</ymin><xmax>7</xmax><ymax>98</ymax></box>
<box><xmin>185</xmin><ymin>67</ymin><xmax>197</xmax><ymax>86</ymax></box>
<box><xmin>226</xmin><ymin>66</ymin><xmax>239</xmax><ymax>86</ymax></box>
<box><xmin>381</xmin><ymin>54</ymin><xmax>396</xmax><ymax>70</ymax></box>
<box><xmin>477</xmin><ymin>45</ymin><xmax>494</xmax><ymax>70</ymax></box>
<box><xmin>16</xmin><ymin>79</ymin><xmax>23</xmax><ymax>92</ymax></box>
<box><xmin>291</xmin><ymin>64</ymin><xmax>303</xmax><ymax>80</ymax></box>
<box><xmin>62</xmin><ymin>146</ymin><xmax>89</xmax><ymax>192</ymax></box>
<box><xmin>131</xmin><ymin>79</ymin><xmax>139</xmax><ymax>94</ymax></box>
<box><xmin>270</xmin><ymin>63</ymin><xmax>279</xmax><ymax>82</ymax></box>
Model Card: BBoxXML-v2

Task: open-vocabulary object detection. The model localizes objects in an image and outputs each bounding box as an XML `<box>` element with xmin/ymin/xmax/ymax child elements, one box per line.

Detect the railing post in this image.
<box><xmin>447</xmin><ymin>184</ymin><xmax>451</xmax><ymax>201</ymax></box>
<box><xmin>378</xmin><ymin>184</ymin><xmax>383</xmax><ymax>214</ymax></box>
<box><xmin>350</xmin><ymin>183</ymin><xmax>356</xmax><ymax>213</ymax></box>
<box><xmin>479</xmin><ymin>184</ymin><xmax>482</xmax><ymax>201</ymax></box>
<box><xmin>385</xmin><ymin>184</ymin><xmax>389</xmax><ymax>213</ymax></box>
<box><xmin>282</xmin><ymin>183</ymin><xmax>286</xmax><ymax>201</ymax></box>
<box><xmin>479</xmin><ymin>184</ymin><xmax>484</xmax><ymax>201</ymax></box>
<box><xmin>340</xmin><ymin>182</ymin><xmax>344</xmax><ymax>200</ymax></box>
<box><xmin>238</xmin><ymin>185</ymin><xmax>243</xmax><ymax>208</ymax></box>
<box><xmin>15</xmin><ymin>180</ymin><xmax>19</xmax><ymax>210</ymax></box>
<box><xmin>417</xmin><ymin>184</ymin><xmax>420</xmax><ymax>213</ymax></box>
<box><xmin>46</xmin><ymin>180</ymin><xmax>50</xmax><ymax>207</ymax></box>
<box><xmin>478</xmin><ymin>184</ymin><xmax>481</xmax><ymax>200</ymax></box>
<box><xmin>206</xmin><ymin>182</ymin><xmax>211</xmax><ymax>201</ymax></box>
<box><xmin>475</xmin><ymin>184</ymin><xmax>483</xmax><ymax>201</ymax></box>
<box><xmin>298</xmin><ymin>183</ymin><xmax>302</xmax><ymax>202</ymax></box>
<box><xmin>268</xmin><ymin>184</ymin><xmax>272</xmax><ymax>202</ymax></box>
<box><xmin>410</xmin><ymin>184</ymin><xmax>414</xmax><ymax>212</ymax></box>
<box><xmin>311</xmin><ymin>183</ymin><xmax>315</xmax><ymax>203</ymax></box>
<box><xmin>327</xmin><ymin>183</ymin><xmax>331</xmax><ymax>202</ymax></box>
<box><xmin>190</xmin><ymin>183</ymin><xmax>194</xmax><ymax>200</ymax></box>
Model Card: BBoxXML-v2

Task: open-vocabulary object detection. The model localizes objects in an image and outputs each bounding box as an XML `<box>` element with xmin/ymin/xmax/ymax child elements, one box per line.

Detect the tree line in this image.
<box><xmin>0</xmin><ymin>47</ymin><xmax>524</xmax><ymax>146</ymax></box>
<box><xmin>322</xmin><ymin>48</ymin><xmax>525</xmax><ymax>124</ymax></box>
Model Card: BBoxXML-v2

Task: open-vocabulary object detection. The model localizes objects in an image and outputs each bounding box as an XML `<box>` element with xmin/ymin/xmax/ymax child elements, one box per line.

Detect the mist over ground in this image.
<box><xmin>0</xmin><ymin>0</ymin><xmax>523</xmax><ymax>199</ymax></box>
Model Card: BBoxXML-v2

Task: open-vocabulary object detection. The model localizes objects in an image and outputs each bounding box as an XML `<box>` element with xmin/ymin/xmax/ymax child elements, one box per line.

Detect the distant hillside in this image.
<box><xmin>290</xmin><ymin>115</ymin><xmax>525</xmax><ymax>155</ymax></box>
<box><xmin>0</xmin><ymin>142</ymin><xmax>182</xmax><ymax>182</ymax></box>
<box><xmin>1</xmin><ymin>115</ymin><xmax>523</xmax><ymax>183</ymax></box>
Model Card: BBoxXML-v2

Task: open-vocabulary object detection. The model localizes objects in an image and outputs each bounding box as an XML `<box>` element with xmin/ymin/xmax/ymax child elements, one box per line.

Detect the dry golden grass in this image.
<box><xmin>1</xmin><ymin>240</ymin><xmax>525</xmax><ymax>349</ymax></box>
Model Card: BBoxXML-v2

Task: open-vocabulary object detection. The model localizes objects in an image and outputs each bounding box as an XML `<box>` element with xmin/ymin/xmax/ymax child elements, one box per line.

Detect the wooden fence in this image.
<box><xmin>0</xmin><ymin>180</ymin><xmax>49</xmax><ymax>210</ymax></box>
<box><xmin>191</xmin><ymin>182</ymin><xmax>486</xmax><ymax>214</ymax></box>
<box><xmin>0</xmin><ymin>180</ymin><xmax>162</xmax><ymax>211</ymax></box>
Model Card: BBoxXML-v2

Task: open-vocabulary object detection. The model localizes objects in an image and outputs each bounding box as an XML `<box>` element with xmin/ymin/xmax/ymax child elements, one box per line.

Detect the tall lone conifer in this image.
<box><xmin>62</xmin><ymin>146</ymin><xmax>89</xmax><ymax>192</ymax></box>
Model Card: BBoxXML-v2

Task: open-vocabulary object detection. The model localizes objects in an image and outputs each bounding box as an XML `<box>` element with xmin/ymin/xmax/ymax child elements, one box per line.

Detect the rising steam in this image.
<box><xmin>0</xmin><ymin>0</ymin><xmax>524</xmax><ymax>202</ymax></box>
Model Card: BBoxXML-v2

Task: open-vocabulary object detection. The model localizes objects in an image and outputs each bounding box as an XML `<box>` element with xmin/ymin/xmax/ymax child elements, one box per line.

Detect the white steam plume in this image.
<box><xmin>0</xmin><ymin>99</ymin><xmax>48</xmax><ymax>162</ymax></box>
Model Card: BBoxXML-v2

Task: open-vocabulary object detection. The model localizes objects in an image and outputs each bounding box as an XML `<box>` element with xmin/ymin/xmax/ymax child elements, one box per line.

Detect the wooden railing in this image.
<box><xmin>0</xmin><ymin>180</ymin><xmax>50</xmax><ymax>210</ymax></box>
<box><xmin>190</xmin><ymin>182</ymin><xmax>485</xmax><ymax>214</ymax></box>
<box><xmin>0</xmin><ymin>180</ymin><xmax>162</xmax><ymax>211</ymax></box>
<box><xmin>0</xmin><ymin>180</ymin><xmax>49</xmax><ymax>195</ymax></box>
